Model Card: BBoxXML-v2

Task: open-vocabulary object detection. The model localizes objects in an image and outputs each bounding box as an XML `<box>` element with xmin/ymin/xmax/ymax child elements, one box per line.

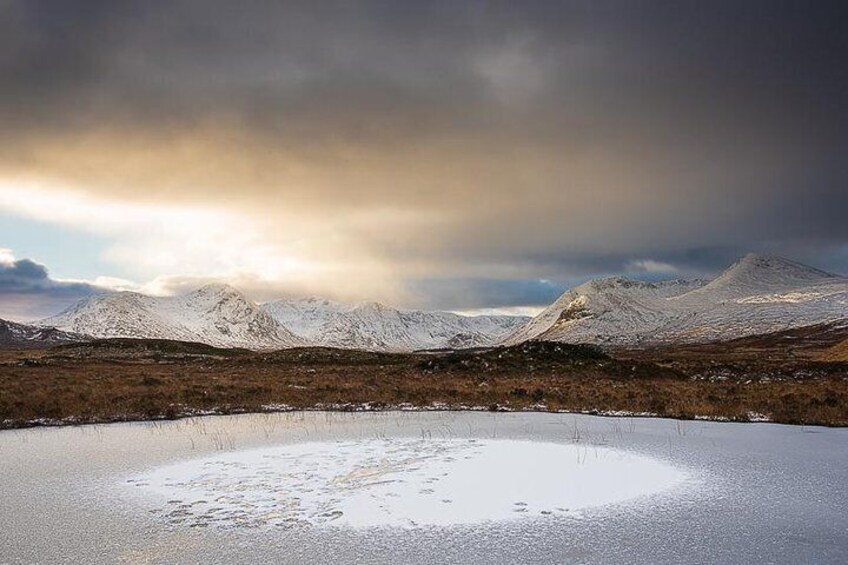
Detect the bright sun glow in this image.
<box><xmin>0</xmin><ymin>179</ymin><xmax>316</xmax><ymax>291</ymax></box>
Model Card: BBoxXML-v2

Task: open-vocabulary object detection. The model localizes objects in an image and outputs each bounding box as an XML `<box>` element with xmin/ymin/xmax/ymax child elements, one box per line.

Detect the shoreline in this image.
<box><xmin>8</xmin><ymin>402</ymin><xmax>844</xmax><ymax>432</ymax></box>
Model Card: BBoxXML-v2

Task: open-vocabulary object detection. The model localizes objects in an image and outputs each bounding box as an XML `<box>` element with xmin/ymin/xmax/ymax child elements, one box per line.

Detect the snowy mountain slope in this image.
<box><xmin>503</xmin><ymin>277</ymin><xmax>706</xmax><ymax>346</ymax></box>
<box><xmin>659</xmin><ymin>254</ymin><xmax>848</xmax><ymax>343</ymax></box>
<box><xmin>0</xmin><ymin>318</ymin><xmax>88</xmax><ymax>348</ymax></box>
<box><xmin>38</xmin><ymin>285</ymin><xmax>303</xmax><ymax>350</ymax></box>
<box><xmin>163</xmin><ymin>284</ymin><xmax>301</xmax><ymax>349</ymax></box>
<box><xmin>262</xmin><ymin>299</ymin><xmax>529</xmax><ymax>352</ymax></box>
<box><xmin>504</xmin><ymin>254</ymin><xmax>848</xmax><ymax>347</ymax></box>
<box><xmin>39</xmin><ymin>292</ymin><xmax>173</xmax><ymax>341</ymax></box>
<box><xmin>261</xmin><ymin>297</ymin><xmax>348</xmax><ymax>341</ymax></box>
<box><xmin>676</xmin><ymin>254</ymin><xmax>839</xmax><ymax>300</ymax></box>
<box><xmin>37</xmin><ymin>286</ymin><xmax>527</xmax><ymax>352</ymax></box>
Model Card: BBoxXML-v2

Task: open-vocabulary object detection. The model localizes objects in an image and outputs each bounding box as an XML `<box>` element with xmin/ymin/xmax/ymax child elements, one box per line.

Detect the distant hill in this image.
<box><xmin>0</xmin><ymin>318</ymin><xmax>87</xmax><ymax>348</ymax></box>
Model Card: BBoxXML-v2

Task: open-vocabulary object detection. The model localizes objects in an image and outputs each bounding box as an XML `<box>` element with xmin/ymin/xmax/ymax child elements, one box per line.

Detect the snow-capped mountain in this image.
<box><xmin>0</xmin><ymin>318</ymin><xmax>87</xmax><ymax>347</ymax></box>
<box><xmin>504</xmin><ymin>254</ymin><xmax>848</xmax><ymax>347</ymax></box>
<box><xmin>38</xmin><ymin>284</ymin><xmax>303</xmax><ymax>350</ymax></box>
<box><xmin>37</xmin><ymin>285</ymin><xmax>527</xmax><ymax>352</ymax></box>
<box><xmin>38</xmin><ymin>253</ymin><xmax>840</xmax><ymax>352</ymax></box>
<box><xmin>503</xmin><ymin>277</ymin><xmax>706</xmax><ymax>346</ymax></box>
<box><xmin>262</xmin><ymin>298</ymin><xmax>529</xmax><ymax>352</ymax></box>
<box><xmin>261</xmin><ymin>297</ymin><xmax>348</xmax><ymax>341</ymax></box>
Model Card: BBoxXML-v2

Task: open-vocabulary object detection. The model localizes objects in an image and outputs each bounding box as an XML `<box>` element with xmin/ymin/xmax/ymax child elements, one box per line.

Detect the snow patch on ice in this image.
<box><xmin>133</xmin><ymin>438</ymin><xmax>687</xmax><ymax>529</ymax></box>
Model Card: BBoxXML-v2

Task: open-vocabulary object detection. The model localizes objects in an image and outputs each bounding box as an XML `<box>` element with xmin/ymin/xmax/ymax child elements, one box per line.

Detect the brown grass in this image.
<box><xmin>1</xmin><ymin>339</ymin><xmax>846</xmax><ymax>428</ymax></box>
<box><xmin>820</xmin><ymin>339</ymin><xmax>848</xmax><ymax>362</ymax></box>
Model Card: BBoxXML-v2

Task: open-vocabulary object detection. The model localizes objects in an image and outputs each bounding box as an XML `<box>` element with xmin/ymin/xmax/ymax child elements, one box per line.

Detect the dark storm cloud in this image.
<box><xmin>0</xmin><ymin>255</ymin><xmax>102</xmax><ymax>320</ymax></box>
<box><xmin>0</xmin><ymin>255</ymin><xmax>85</xmax><ymax>294</ymax></box>
<box><xmin>1</xmin><ymin>0</ymin><xmax>847</xmax><ymax>308</ymax></box>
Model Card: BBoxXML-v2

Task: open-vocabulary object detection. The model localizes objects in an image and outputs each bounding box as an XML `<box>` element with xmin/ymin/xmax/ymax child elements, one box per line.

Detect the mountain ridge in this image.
<box><xmin>38</xmin><ymin>285</ymin><xmax>303</xmax><ymax>350</ymax></box>
<box><xmin>504</xmin><ymin>253</ymin><xmax>848</xmax><ymax>347</ymax></box>
<box><xmin>31</xmin><ymin>253</ymin><xmax>848</xmax><ymax>351</ymax></box>
<box><xmin>0</xmin><ymin>318</ymin><xmax>88</xmax><ymax>348</ymax></box>
<box><xmin>261</xmin><ymin>298</ymin><xmax>529</xmax><ymax>352</ymax></box>
<box><xmin>37</xmin><ymin>287</ymin><xmax>529</xmax><ymax>352</ymax></box>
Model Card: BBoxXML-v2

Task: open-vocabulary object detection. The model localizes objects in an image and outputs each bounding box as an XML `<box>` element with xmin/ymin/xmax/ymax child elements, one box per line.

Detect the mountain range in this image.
<box><xmin>504</xmin><ymin>254</ymin><xmax>848</xmax><ymax>346</ymax></box>
<box><xmin>15</xmin><ymin>253</ymin><xmax>848</xmax><ymax>351</ymax></box>
<box><xmin>35</xmin><ymin>285</ymin><xmax>528</xmax><ymax>351</ymax></box>
<box><xmin>263</xmin><ymin>297</ymin><xmax>527</xmax><ymax>351</ymax></box>
<box><xmin>38</xmin><ymin>284</ymin><xmax>303</xmax><ymax>350</ymax></box>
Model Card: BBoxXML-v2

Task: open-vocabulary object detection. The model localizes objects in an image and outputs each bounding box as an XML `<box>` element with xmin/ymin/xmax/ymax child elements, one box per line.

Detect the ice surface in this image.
<box><xmin>2</xmin><ymin>411</ymin><xmax>847</xmax><ymax>564</ymax></box>
<box><xmin>138</xmin><ymin>439</ymin><xmax>686</xmax><ymax>528</ymax></box>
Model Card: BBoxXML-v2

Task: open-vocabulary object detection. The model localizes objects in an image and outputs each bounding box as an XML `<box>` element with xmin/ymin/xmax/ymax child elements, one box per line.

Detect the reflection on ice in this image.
<box><xmin>134</xmin><ymin>438</ymin><xmax>686</xmax><ymax>528</ymax></box>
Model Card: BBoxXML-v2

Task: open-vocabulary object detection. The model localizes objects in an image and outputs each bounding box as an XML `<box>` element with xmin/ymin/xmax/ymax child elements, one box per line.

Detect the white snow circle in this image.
<box><xmin>133</xmin><ymin>439</ymin><xmax>687</xmax><ymax>529</ymax></box>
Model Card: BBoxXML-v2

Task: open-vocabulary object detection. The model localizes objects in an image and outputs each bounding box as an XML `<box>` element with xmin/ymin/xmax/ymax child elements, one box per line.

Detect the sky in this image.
<box><xmin>1</xmin><ymin>0</ymin><xmax>848</xmax><ymax>320</ymax></box>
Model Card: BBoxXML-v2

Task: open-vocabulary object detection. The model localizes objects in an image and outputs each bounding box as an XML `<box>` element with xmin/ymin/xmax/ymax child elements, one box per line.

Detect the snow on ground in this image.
<box><xmin>134</xmin><ymin>438</ymin><xmax>686</xmax><ymax>529</ymax></box>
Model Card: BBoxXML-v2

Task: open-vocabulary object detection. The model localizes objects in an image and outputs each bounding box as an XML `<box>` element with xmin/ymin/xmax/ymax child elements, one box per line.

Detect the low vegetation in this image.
<box><xmin>1</xmin><ymin>336</ymin><xmax>847</xmax><ymax>428</ymax></box>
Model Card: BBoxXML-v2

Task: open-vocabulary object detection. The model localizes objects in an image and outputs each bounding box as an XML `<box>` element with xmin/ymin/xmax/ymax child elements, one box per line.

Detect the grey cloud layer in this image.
<box><xmin>1</xmin><ymin>0</ymin><xmax>847</xmax><ymax>306</ymax></box>
<box><xmin>0</xmin><ymin>256</ymin><xmax>102</xmax><ymax>320</ymax></box>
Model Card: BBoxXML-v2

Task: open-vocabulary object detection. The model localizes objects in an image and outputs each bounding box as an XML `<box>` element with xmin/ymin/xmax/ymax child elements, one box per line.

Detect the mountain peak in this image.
<box><xmin>189</xmin><ymin>283</ymin><xmax>247</xmax><ymax>301</ymax></box>
<box><xmin>581</xmin><ymin>276</ymin><xmax>648</xmax><ymax>291</ymax></box>
<box><xmin>37</xmin><ymin>284</ymin><xmax>302</xmax><ymax>350</ymax></box>
<box><xmin>260</xmin><ymin>297</ymin><xmax>527</xmax><ymax>351</ymax></box>
<box><xmin>353</xmin><ymin>301</ymin><xmax>395</xmax><ymax>314</ymax></box>
<box><xmin>710</xmin><ymin>253</ymin><xmax>838</xmax><ymax>289</ymax></box>
<box><xmin>738</xmin><ymin>252</ymin><xmax>802</xmax><ymax>269</ymax></box>
<box><xmin>503</xmin><ymin>253</ymin><xmax>848</xmax><ymax>347</ymax></box>
<box><xmin>195</xmin><ymin>282</ymin><xmax>240</xmax><ymax>293</ymax></box>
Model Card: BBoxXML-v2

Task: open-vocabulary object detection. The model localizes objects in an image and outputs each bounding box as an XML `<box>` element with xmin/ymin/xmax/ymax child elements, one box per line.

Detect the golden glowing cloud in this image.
<box><xmin>0</xmin><ymin>178</ymin><xmax>406</xmax><ymax>303</ymax></box>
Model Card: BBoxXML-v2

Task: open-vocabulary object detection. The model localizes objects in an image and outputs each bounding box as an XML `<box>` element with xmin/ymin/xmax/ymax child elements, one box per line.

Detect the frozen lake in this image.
<box><xmin>2</xmin><ymin>411</ymin><xmax>847</xmax><ymax>564</ymax></box>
